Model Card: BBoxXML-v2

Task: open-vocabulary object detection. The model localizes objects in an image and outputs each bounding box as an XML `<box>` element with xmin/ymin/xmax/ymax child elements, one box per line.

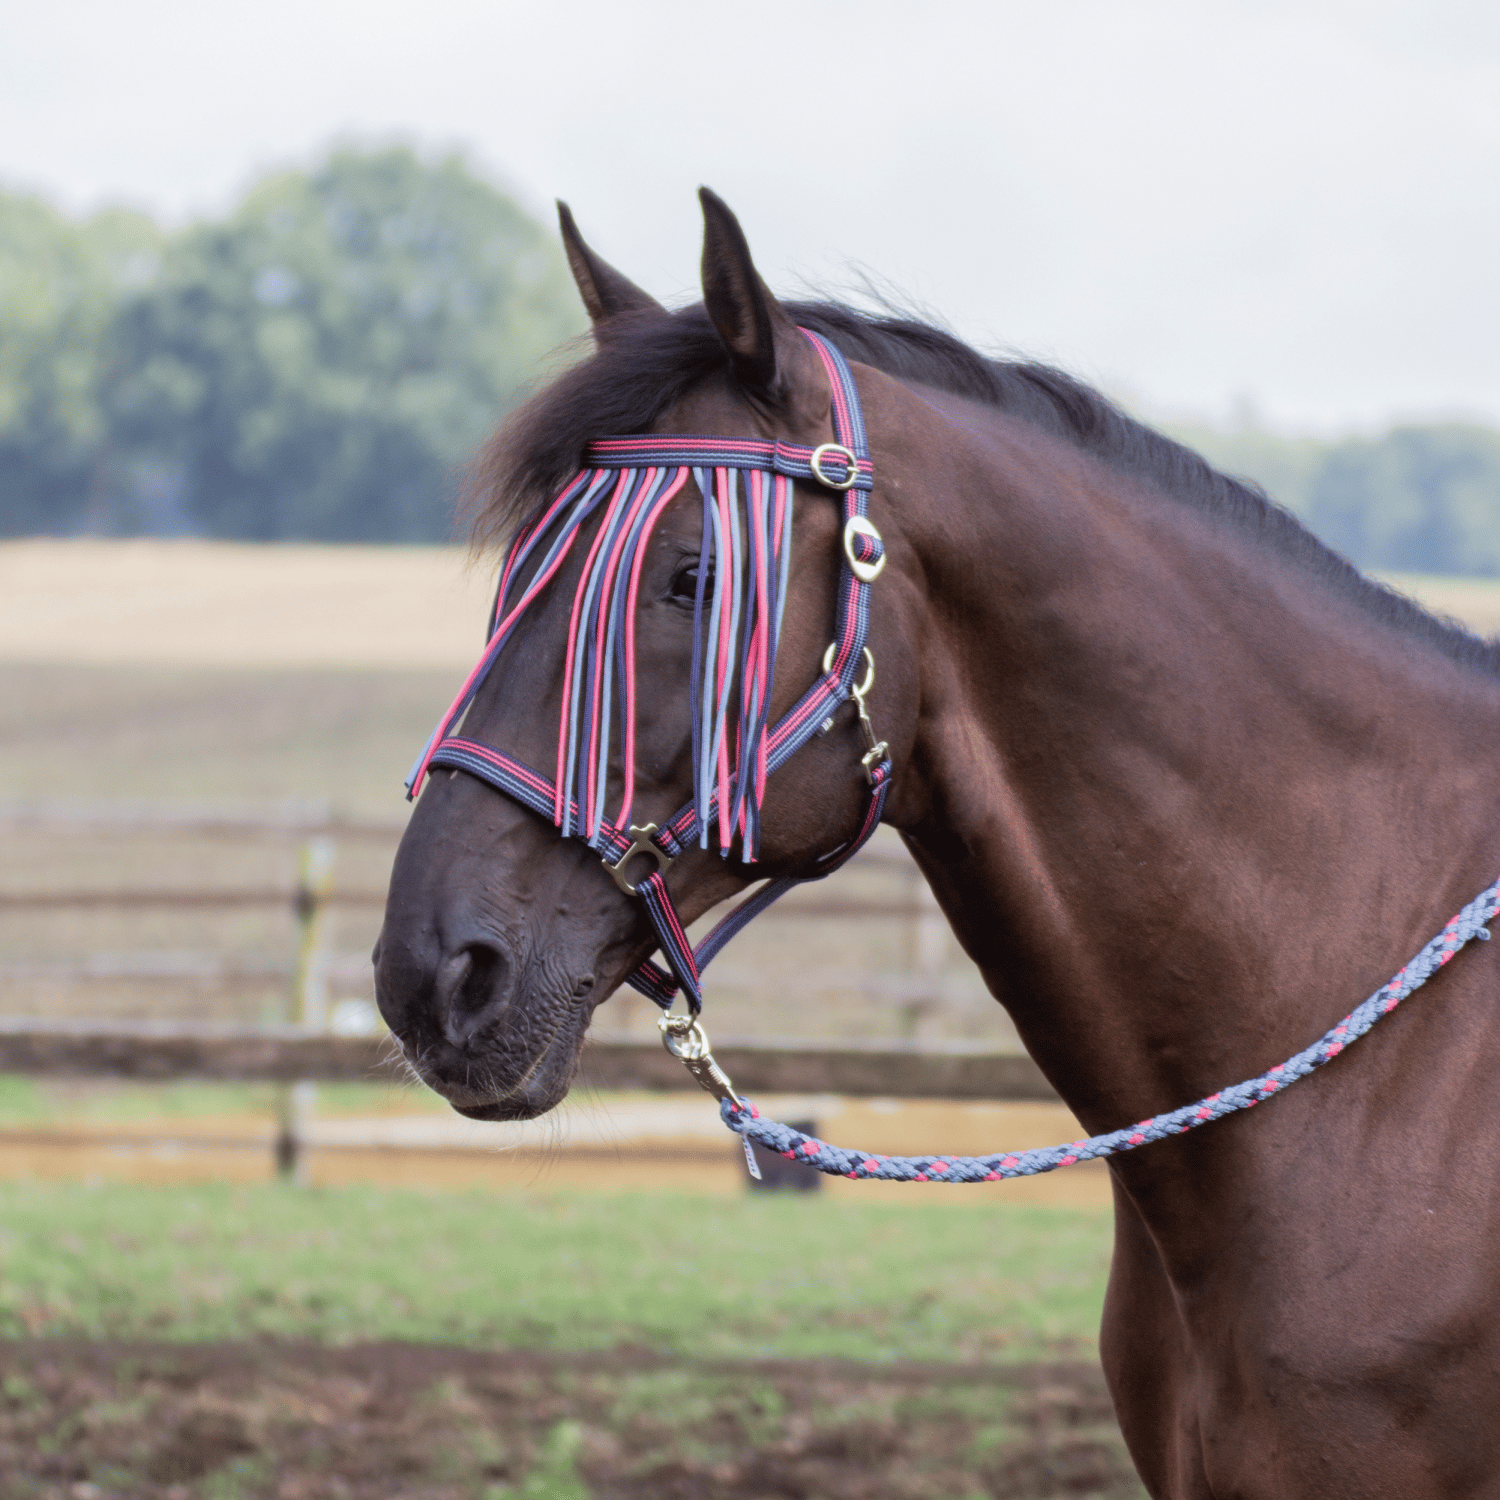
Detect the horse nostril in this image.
<box><xmin>434</xmin><ymin>941</ymin><xmax>509</xmax><ymax>1045</ymax></box>
<box><xmin>458</xmin><ymin>945</ymin><xmax>502</xmax><ymax>1014</ymax></box>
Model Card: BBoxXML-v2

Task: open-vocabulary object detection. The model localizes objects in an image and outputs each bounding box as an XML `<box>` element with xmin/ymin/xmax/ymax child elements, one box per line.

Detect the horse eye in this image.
<box><xmin>668</xmin><ymin>562</ymin><xmax>710</xmax><ymax>603</ymax></box>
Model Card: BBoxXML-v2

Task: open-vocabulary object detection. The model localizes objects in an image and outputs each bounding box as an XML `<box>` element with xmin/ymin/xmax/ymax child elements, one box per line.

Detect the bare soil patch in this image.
<box><xmin>0</xmin><ymin>1339</ymin><xmax>1142</xmax><ymax>1499</ymax></box>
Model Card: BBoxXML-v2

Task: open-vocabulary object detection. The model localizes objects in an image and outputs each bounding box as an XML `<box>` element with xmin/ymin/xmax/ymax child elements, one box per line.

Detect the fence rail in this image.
<box><xmin>0</xmin><ymin>889</ymin><xmax>926</xmax><ymax>921</ymax></box>
<box><xmin>0</xmin><ymin>890</ymin><xmax>385</xmax><ymax>911</ymax></box>
<box><xmin>0</xmin><ymin>800</ymin><xmax>405</xmax><ymax>840</ymax></box>
<box><xmin>0</xmin><ymin>1020</ymin><xmax>1058</xmax><ymax>1102</ymax></box>
<box><xmin>0</xmin><ymin>804</ymin><xmax>1023</xmax><ymax>1183</ymax></box>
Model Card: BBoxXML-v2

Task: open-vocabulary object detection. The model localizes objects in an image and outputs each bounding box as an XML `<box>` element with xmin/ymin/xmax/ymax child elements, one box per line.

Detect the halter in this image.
<box><xmin>406</xmin><ymin>329</ymin><xmax>893</xmax><ymax>1018</ymax></box>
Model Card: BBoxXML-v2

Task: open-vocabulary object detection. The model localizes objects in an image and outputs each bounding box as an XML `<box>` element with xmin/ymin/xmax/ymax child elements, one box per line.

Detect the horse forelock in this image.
<box><xmin>466</xmin><ymin>296</ymin><xmax>1500</xmax><ymax>679</ymax></box>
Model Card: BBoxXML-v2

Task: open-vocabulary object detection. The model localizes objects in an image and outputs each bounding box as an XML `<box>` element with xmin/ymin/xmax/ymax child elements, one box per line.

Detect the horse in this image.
<box><xmin>374</xmin><ymin>189</ymin><xmax>1500</xmax><ymax>1497</ymax></box>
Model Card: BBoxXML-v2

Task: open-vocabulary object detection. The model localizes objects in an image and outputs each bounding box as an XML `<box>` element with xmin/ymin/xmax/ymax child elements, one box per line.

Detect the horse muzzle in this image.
<box><xmin>374</xmin><ymin>772</ymin><xmax>643</xmax><ymax>1120</ymax></box>
<box><xmin>374</xmin><ymin>920</ymin><xmax>596</xmax><ymax>1119</ymax></box>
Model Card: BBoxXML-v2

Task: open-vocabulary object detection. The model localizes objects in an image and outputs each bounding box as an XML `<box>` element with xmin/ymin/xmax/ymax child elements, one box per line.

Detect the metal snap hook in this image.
<box><xmin>820</xmin><ymin>645</ymin><xmax>889</xmax><ymax>783</ymax></box>
<box><xmin>659</xmin><ymin>1013</ymin><xmax>741</xmax><ymax>1103</ymax></box>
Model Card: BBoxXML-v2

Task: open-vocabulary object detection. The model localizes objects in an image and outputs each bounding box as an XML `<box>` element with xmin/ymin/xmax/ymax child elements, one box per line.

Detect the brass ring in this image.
<box><xmin>821</xmin><ymin>643</ymin><xmax>876</xmax><ymax>700</ymax></box>
<box><xmin>809</xmin><ymin>442</ymin><xmax>860</xmax><ymax>491</ymax></box>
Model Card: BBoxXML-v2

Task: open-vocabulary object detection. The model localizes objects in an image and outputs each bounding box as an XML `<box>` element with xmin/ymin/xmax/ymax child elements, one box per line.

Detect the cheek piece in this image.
<box><xmin>404</xmin><ymin>328</ymin><xmax>892</xmax><ymax>1019</ymax></box>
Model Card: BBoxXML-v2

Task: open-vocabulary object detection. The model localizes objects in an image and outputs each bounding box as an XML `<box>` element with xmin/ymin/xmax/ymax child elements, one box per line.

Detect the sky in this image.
<box><xmin>2</xmin><ymin>0</ymin><xmax>1497</xmax><ymax>432</ymax></box>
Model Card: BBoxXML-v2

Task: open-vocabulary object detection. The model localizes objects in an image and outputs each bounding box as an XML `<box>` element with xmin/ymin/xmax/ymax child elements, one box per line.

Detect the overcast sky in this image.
<box><xmin>3</xmin><ymin>0</ymin><xmax>1496</xmax><ymax>431</ymax></box>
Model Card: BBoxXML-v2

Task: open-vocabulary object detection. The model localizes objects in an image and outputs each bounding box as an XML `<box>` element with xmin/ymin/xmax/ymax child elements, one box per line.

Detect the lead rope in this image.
<box><xmin>660</xmin><ymin>879</ymin><xmax>1498</xmax><ymax>1182</ymax></box>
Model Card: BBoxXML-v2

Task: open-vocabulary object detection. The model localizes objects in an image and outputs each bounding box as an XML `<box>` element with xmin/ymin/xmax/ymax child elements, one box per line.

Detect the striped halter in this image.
<box><xmin>405</xmin><ymin>329</ymin><xmax>892</xmax><ymax>1017</ymax></box>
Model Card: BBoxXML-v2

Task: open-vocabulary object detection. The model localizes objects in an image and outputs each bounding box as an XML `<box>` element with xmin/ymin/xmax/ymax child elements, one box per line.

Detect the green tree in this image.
<box><xmin>1304</xmin><ymin>425</ymin><xmax>1500</xmax><ymax>576</ymax></box>
<box><xmin>1162</xmin><ymin>419</ymin><xmax>1327</xmax><ymax>518</ymax></box>
<box><xmin>1168</xmin><ymin>419</ymin><xmax>1500</xmax><ymax>576</ymax></box>
<box><xmin>0</xmin><ymin>192</ymin><xmax>160</xmax><ymax>536</ymax></box>
<box><xmin>103</xmin><ymin>147</ymin><xmax>584</xmax><ymax>541</ymax></box>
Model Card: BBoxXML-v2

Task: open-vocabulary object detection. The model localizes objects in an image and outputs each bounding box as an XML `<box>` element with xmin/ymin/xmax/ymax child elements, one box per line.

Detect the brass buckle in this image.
<box><xmin>809</xmin><ymin>442</ymin><xmax>860</xmax><ymax>491</ymax></box>
<box><xmin>822</xmin><ymin>641</ymin><xmax>873</xmax><ymax>698</ymax></box>
<box><xmin>820</xmin><ymin>644</ymin><xmax>889</xmax><ymax>785</ymax></box>
<box><xmin>603</xmin><ymin>822</ymin><xmax>673</xmax><ymax>895</ymax></box>
<box><xmin>842</xmin><ymin>515</ymin><xmax>886</xmax><ymax>583</ymax></box>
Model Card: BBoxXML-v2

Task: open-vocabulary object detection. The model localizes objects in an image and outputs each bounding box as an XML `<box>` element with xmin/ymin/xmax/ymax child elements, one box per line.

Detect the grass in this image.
<box><xmin>0</xmin><ymin>1182</ymin><xmax>1112</xmax><ymax>1364</ymax></box>
<box><xmin>0</xmin><ymin>1075</ymin><xmax>449</xmax><ymax>1125</ymax></box>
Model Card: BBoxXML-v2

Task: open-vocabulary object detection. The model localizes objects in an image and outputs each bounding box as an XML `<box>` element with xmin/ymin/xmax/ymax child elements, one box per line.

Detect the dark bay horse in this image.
<box><xmin>375</xmin><ymin>190</ymin><xmax>1500</xmax><ymax>1497</ymax></box>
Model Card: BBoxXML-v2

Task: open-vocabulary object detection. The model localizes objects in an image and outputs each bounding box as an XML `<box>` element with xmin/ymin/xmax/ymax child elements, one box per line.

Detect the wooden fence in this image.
<box><xmin>0</xmin><ymin>802</ymin><xmax>1044</xmax><ymax>1181</ymax></box>
<box><xmin>0</xmin><ymin>800</ymin><xmax>980</xmax><ymax>1022</ymax></box>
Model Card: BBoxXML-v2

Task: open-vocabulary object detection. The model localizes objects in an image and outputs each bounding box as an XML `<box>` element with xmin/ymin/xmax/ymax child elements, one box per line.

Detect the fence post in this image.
<box><xmin>275</xmin><ymin>836</ymin><xmax>336</xmax><ymax>1182</ymax></box>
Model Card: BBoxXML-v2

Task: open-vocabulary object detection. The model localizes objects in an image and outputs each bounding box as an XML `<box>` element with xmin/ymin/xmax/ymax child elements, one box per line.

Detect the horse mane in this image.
<box><xmin>468</xmin><ymin>299</ymin><xmax>1500</xmax><ymax>676</ymax></box>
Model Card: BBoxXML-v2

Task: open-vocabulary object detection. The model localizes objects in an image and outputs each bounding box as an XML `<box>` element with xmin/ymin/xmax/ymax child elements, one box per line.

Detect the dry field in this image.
<box><xmin>3</xmin><ymin>540</ymin><xmax>1493</xmax><ymax>669</ymax></box>
<box><xmin>1371</xmin><ymin>571</ymin><xmax>1500</xmax><ymax>637</ymax></box>
<box><xmin>0</xmin><ymin>539</ymin><xmax>491</xmax><ymax>670</ymax></box>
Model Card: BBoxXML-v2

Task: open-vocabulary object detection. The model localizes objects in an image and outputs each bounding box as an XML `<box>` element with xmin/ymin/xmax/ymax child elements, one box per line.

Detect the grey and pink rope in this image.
<box><xmin>719</xmin><ymin>878</ymin><xmax>1500</xmax><ymax>1181</ymax></box>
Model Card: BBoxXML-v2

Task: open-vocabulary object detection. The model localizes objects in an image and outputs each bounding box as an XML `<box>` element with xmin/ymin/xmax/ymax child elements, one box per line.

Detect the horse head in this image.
<box><xmin>374</xmin><ymin>191</ymin><xmax>919</xmax><ymax>1120</ymax></box>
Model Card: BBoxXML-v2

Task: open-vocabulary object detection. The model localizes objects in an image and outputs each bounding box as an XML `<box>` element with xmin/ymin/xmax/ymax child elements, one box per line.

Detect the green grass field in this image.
<box><xmin>0</xmin><ymin>1183</ymin><xmax>1112</xmax><ymax>1365</ymax></box>
<box><xmin>0</xmin><ymin>1074</ymin><xmax>448</xmax><ymax>1125</ymax></box>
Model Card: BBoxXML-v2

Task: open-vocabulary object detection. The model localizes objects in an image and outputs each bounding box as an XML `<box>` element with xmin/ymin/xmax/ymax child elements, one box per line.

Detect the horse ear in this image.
<box><xmin>698</xmin><ymin>188</ymin><xmax>821</xmax><ymax>405</ymax></box>
<box><xmin>557</xmin><ymin>202</ymin><xmax>666</xmax><ymax>334</ymax></box>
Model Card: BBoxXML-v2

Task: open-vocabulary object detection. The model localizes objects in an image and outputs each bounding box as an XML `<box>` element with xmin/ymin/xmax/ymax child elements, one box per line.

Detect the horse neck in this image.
<box><xmin>884</xmin><ymin>388</ymin><xmax>1500</xmax><ymax>1133</ymax></box>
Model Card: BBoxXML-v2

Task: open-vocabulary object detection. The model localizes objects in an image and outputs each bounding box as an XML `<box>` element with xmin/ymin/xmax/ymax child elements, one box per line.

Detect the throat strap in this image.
<box><xmin>622</xmin><ymin>752</ymin><xmax>893</xmax><ymax>1013</ymax></box>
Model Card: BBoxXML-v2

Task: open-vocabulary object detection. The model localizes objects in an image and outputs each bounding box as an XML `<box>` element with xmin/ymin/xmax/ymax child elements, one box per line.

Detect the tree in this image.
<box><xmin>1168</xmin><ymin>420</ymin><xmax>1500</xmax><ymax>576</ymax></box>
<box><xmin>102</xmin><ymin>147</ymin><xmax>585</xmax><ymax>541</ymax></box>
<box><xmin>0</xmin><ymin>192</ymin><xmax>160</xmax><ymax>536</ymax></box>
<box><xmin>1304</xmin><ymin>426</ymin><xmax>1500</xmax><ymax>576</ymax></box>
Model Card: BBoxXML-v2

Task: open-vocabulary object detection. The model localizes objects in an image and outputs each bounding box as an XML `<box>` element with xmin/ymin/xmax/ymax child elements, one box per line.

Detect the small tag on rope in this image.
<box><xmin>742</xmin><ymin>1135</ymin><xmax>762</xmax><ymax>1180</ymax></box>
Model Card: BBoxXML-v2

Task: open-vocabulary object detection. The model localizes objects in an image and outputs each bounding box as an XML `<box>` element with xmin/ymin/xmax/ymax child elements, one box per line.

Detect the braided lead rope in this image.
<box><xmin>712</xmin><ymin>877</ymin><xmax>1500</xmax><ymax>1182</ymax></box>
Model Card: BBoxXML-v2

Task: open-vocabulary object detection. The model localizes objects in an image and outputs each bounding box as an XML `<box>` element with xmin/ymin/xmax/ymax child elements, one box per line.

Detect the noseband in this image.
<box><xmin>406</xmin><ymin>329</ymin><xmax>894</xmax><ymax>1020</ymax></box>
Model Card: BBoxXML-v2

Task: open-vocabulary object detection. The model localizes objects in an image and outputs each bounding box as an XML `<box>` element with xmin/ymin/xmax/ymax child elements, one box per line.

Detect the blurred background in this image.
<box><xmin>0</xmin><ymin>3</ymin><xmax>1496</xmax><ymax>1493</ymax></box>
<box><xmin>4</xmin><ymin>1</ymin><xmax>1498</xmax><ymax>552</ymax></box>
